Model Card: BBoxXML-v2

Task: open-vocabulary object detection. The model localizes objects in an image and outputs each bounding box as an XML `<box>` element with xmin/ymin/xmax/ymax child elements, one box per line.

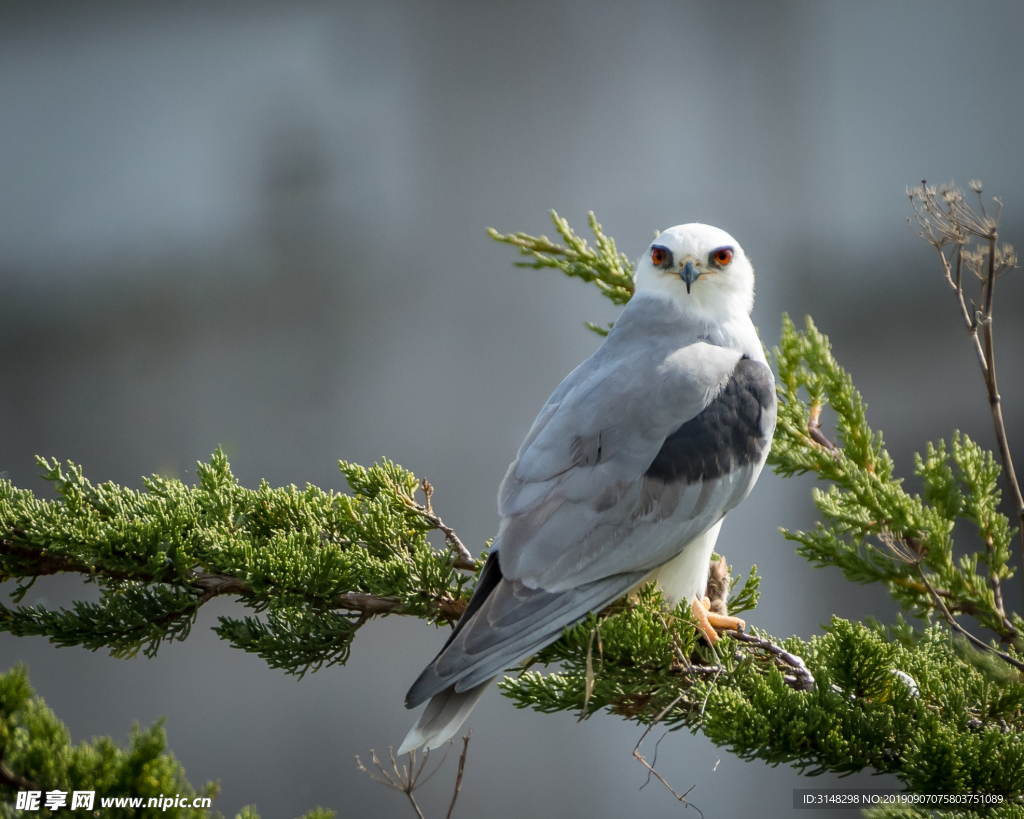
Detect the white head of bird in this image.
<box><xmin>634</xmin><ymin>223</ymin><xmax>755</xmax><ymax>321</ymax></box>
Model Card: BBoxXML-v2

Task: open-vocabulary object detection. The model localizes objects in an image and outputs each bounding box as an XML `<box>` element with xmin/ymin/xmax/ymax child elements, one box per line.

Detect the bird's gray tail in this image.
<box><xmin>397</xmin><ymin>679</ymin><xmax>492</xmax><ymax>755</ymax></box>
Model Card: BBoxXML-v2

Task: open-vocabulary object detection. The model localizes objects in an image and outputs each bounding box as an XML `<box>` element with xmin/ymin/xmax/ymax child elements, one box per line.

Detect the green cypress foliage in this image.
<box><xmin>1</xmin><ymin>457</ymin><xmax>476</xmax><ymax>674</ymax></box>
<box><xmin>488</xmin><ymin>210</ymin><xmax>634</xmax><ymax>335</ymax></box>
<box><xmin>2</xmin><ymin>205</ymin><xmax>1022</xmax><ymax>816</ymax></box>
<box><xmin>0</xmin><ymin>663</ymin><xmax>219</xmax><ymax>818</ymax></box>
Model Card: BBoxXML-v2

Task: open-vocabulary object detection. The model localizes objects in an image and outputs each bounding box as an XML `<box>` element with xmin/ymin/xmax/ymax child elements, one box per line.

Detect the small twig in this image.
<box><xmin>873</xmin><ymin>533</ymin><xmax>1019</xmax><ymax>642</ymax></box>
<box><xmin>358</xmin><ymin>736</ymin><xmax>471</xmax><ymax>819</ymax></box>
<box><xmin>658</xmin><ymin>613</ymin><xmax>692</xmax><ymax>670</ymax></box>
<box><xmin>445</xmin><ymin>732</ymin><xmax>471</xmax><ymax>819</ymax></box>
<box><xmin>875</xmin><ymin>530</ymin><xmax>925</xmax><ymax>568</ymax></box>
<box><xmin>406</xmin><ymin>790</ymin><xmax>427</xmax><ymax>818</ymax></box>
<box><xmin>356</xmin><ymin>746</ymin><xmax>447</xmax><ymax>819</ymax></box>
<box><xmin>695</xmin><ymin>637</ymin><xmax>725</xmax><ymax>719</ymax></box>
<box><xmin>986</xmin><ymin>547</ymin><xmax>1017</xmax><ymax>638</ymax></box>
<box><xmin>944</xmin><ymin>245</ymin><xmax>989</xmax><ymax>372</ymax></box>
<box><xmin>917</xmin><ymin>569</ymin><xmax>1024</xmax><ymax>673</ymax></box>
<box><xmin>807</xmin><ymin>404</ymin><xmax>839</xmax><ymax>455</ymax></box>
<box><xmin>420</xmin><ymin>479</ymin><xmax>435</xmax><ymax>515</ymax></box>
<box><xmin>632</xmin><ymin>695</ymin><xmax>703</xmax><ymax>817</ymax></box>
<box><xmin>669</xmin><ymin>664</ymin><xmax>723</xmax><ymax>676</ymax></box>
<box><xmin>579</xmin><ymin>628</ymin><xmax>598</xmax><ymax>721</ymax></box>
<box><xmin>725</xmin><ymin>630</ymin><xmax>816</xmax><ymax>692</ymax></box>
<box><xmin>397</xmin><ymin>483</ymin><xmax>476</xmax><ymax>571</ymax></box>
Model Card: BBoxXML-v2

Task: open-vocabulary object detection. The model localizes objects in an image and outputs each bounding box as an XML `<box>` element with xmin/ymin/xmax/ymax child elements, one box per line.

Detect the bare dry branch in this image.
<box><xmin>357</xmin><ymin>735</ymin><xmax>472</xmax><ymax>819</ymax></box>
<box><xmin>909</xmin><ymin>180</ymin><xmax>1024</xmax><ymax>604</ymax></box>
<box><xmin>355</xmin><ymin>746</ymin><xmax>443</xmax><ymax>819</ymax></box>
<box><xmin>445</xmin><ymin>733</ymin><xmax>471</xmax><ymax>819</ymax></box>
<box><xmin>632</xmin><ymin>694</ymin><xmax>703</xmax><ymax>817</ymax></box>
<box><xmin>399</xmin><ymin>480</ymin><xmax>477</xmax><ymax>571</ymax></box>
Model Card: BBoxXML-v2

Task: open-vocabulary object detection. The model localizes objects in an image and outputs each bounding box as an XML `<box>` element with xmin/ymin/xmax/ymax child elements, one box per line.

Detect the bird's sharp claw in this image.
<box><xmin>690</xmin><ymin>598</ymin><xmax>719</xmax><ymax>645</ymax></box>
<box><xmin>705</xmin><ymin>612</ymin><xmax>746</xmax><ymax>632</ymax></box>
<box><xmin>691</xmin><ymin>597</ymin><xmax>746</xmax><ymax>643</ymax></box>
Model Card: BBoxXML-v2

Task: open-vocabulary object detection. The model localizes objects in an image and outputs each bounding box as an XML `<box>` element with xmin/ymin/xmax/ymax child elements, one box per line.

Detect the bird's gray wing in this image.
<box><xmin>406</xmin><ymin>296</ymin><xmax>776</xmax><ymax>708</ymax></box>
<box><xmin>497</xmin><ymin>303</ymin><xmax>774</xmax><ymax>590</ymax></box>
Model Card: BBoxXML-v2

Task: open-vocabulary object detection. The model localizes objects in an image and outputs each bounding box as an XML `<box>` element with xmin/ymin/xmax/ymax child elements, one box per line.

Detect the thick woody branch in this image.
<box><xmin>1</xmin><ymin>540</ymin><xmax>469</xmax><ymax>627</ymax></box>
<box><xmin>0</xmin><ymin>536</ymin><xmax>159</xmax><ymax>583</ymax></box>
<box><xmin>190</xmin><ymin>572</ymin><xmax>469</xmax><ymax>623</ymax></box>
<box><xmin>725</xmin><ymin>629</ymin><xmax>816</xmax><ymax>692</ymax></box>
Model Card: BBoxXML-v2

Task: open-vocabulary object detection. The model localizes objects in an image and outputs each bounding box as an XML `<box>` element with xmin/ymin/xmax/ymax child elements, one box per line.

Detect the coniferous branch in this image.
<box><xmin>500</xmin><ymin>595</ymin><xmax>1024</xmax><ymax>800</ymax></box>
<box><xmin>0</xmin><ymin>453</ymin><xmax>477</xmax><ymax>675</ymax></box>
<box><xmin>0</xmin><ymin>664</ymin><xmax>225</xmax><ymax>819</ymax></box>
<box><xmin>487</xmin><ymin>210</ymin><xmax>635</xmax><ymax>334</ymax></box>
<box><xmin>769</xmin><ymin>315</ymin><xmax>1022</xmax><ymax>654</ymax></box>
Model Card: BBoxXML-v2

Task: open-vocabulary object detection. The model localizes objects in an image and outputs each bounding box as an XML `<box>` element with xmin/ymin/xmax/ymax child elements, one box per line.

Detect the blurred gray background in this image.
<box><xmin>2</xmin><ymin>1</ymin><xmax>1023</xmax><ymax>817</ymax></box>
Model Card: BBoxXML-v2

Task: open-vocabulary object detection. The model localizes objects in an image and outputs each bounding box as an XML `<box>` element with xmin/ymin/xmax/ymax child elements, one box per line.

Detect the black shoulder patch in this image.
<box><xmin>644</xmin><ymin>356</ymin><xmax>774</xmax><ymax>485</ymax></box>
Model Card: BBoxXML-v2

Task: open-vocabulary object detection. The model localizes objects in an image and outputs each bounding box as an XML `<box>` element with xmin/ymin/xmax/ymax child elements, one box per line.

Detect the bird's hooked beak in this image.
<box><xmin>680</xmin><ymin>259</ymin><xmax>702</xmax><ymax>294</ymax></box>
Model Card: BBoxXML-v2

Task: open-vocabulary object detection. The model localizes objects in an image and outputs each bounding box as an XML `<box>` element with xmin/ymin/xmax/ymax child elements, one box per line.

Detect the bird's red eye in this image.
<box><xmin>713</xmin><ymin>248</ymin><xmax>733</xmax><ymax>266</ymax></box>
<box><xmin>651</xmin><ymin>247</ymin><xmax>667</xmax><ymax>265</ymax></box>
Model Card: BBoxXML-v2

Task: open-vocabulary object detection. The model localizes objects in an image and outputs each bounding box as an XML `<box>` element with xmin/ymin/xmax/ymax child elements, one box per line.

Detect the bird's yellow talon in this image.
<box><xmin>691</xmin><ymin>596</ymin><xmax>747</xmax><ymax>644</ymax></box>
<box><xmin>691</xmin><ymin>597</ymin><xmax>719</xmax><ymax>645</ymax></box>
<box><xmin>706</xmin><ymin>611</ymin><xmax>746</xmax><ymax>632</ymax></box>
